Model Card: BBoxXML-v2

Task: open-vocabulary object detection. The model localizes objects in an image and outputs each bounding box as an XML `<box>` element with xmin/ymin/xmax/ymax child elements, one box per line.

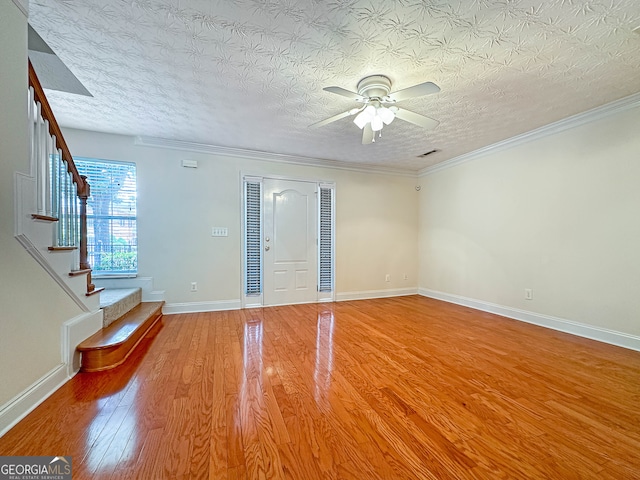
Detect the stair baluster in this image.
<box><xmin>28</xmin><ymin>60</ymin><xmax>92</xmax><ymax>289</ymax></box>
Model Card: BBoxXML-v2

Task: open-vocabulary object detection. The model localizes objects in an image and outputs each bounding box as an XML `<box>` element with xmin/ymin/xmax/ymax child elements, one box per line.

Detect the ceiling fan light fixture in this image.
<box><xmin>353</xmin><ymin>111</ymin><xmax>369</xmax><ymax>129</ymax></box>
<box><xmin>353</xmin><ymin>105</ymin><xmax>377</xmax><ymax>129</ymax></box>
<box><xmin>370</xmin><ymin>115</ymin><xmax>384</xmax><ymax>132</ymax></box>
<box><xmin>378</xmin><ymin>106</ymin><xmax>395</xmax><ymax>125</ymax></box>
<box><xmin>317</xmin><ymin>75</ymin><xmax>440</xmax><ymax>142</ymax></box>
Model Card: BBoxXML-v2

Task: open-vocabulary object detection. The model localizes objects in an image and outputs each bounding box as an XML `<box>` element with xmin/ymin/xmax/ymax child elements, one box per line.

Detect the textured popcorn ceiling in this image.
<box><xmin>29</xmin><ymin>0</ymin><xmax>640</xmax><ymax>172</ymax></box>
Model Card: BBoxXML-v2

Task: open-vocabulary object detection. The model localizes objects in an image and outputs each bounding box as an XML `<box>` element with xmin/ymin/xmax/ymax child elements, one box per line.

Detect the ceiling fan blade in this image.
<box><xmin>394</xmin><ymin>108</ymin><xmax>440</xmax><ymax>129</ymax></box>
<box><xmin>362</xmin><ymin>123</ymin><xmax>374</xmax><ymax>144</ymax></box>
<box><xmin>309</xmin><ymin>110</ymin><xmax>353</xmax><ymax>128</ymax></box>
<box><xmin>323</xmin><ymin>86</ymin><xmax>365</xmax><ymax>102</ymax></box>
<box><xmin>387</xmin><ymin>81</ymin><xmax>440</xmax><ymax>102</ymax></box>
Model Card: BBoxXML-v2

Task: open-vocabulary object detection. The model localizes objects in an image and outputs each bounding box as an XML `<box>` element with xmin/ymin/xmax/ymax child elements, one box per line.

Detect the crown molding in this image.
<box><xmin>11</xmin><ymin>0</ymin><xmax>28</xmax><ymax>17</ymax></box>
<box><xmin>419</xmin><ymin>91</ymin><xmax>640</xmax><ymax>177</ymax></box>
<box><xmin>134</xmin><ymin>136</ymin><xmax>417</xmax><ymax>178</ymax></box>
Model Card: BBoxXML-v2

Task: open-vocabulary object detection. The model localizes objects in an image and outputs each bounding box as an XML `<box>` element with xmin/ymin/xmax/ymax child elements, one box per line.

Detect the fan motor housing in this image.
<box><xmin>357</xmin><ymin>75</ymin><xmax>392</xmax><ymax>99</ymax></box>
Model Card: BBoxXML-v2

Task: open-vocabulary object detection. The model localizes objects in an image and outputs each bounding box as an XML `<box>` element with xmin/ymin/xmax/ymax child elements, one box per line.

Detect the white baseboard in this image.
<box><xmin>419</xmin><ymin>288</ymin><xmax>640</xmax><ymax>352</ymax></box>
<box><xmin>0</xmin><ymin>365</ymin><xmax>70</xmax><ymax>438</ymax></box>
<box><xmin>165</xmin><ymin>291</ymin><xmax>416</xmax><ymax>314</ymax></box>
<box><xmin>14</xmin><ymin>232</ymin><xmax>90</xmax><ymax>312</ymax></box>
<box><xmin>93</xmin><ymin>277</ymin><xmax>165</xmax><ymax>302</ymax></box>
<box><xmin>63</xmin><ymin>310</ymin><xmax>103</xmax><ymax>375</ymax></box>
<box><xmin>14</xmin><ymin>171</ymin><xmax>98</xmax><ymax>312</ymax></box>
<box><xmin>162</xmin><ymin>299</ymin><xmax>242</xmax><ymax>315</ymax></box>
<box><xmin>0</xmin><ymin>309</ymin><xmax>105</xmax><ymax>438</ymax></box>
<box><xmin>336</xmin><ymin>287</ymin><xmax>418</xmax><ymax>302</ymax></box>
<box><xmin>144</xmin><ymin>290</ymin><xmax>166</xmax><ymax>302</ymax></box>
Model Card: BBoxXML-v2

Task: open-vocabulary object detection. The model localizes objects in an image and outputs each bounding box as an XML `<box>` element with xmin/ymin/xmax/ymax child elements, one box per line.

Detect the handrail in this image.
<box><xmin>28</xmin><ymin>60</ymin><xmax>94</xmax><ymax>293</ymax></box>
<box><xmin>27</xmin><ymin>60</ymin><xmax>87</xmax><ymax>194</ymax></box>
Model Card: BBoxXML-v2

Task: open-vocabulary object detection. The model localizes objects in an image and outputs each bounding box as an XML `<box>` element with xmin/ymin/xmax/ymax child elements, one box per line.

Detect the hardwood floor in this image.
<box><xmin>1</xmin><ymin>296</ymin><xmax>639</xmax><ymax>479</ymax></box>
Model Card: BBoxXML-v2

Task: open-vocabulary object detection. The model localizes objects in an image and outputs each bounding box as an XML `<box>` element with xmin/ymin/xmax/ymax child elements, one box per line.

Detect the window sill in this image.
<box><xmin>92</xmin><ymin>274</ymin><xmax>138</xmax><ymax>279</ymax></box>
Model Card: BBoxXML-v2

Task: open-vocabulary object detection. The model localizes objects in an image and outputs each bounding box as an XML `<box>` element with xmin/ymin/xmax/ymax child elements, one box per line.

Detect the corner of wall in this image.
<box><xmin>10</xmin><ymin>0</ymin><xmax>28</xmax><ymax>17</ymax></box>
<box><xmin>63</xmin><ymin>310</ymin><xmax>103</xmax><ymax>375</ymax></box>
<box><xmin>0</xmin><ymin>309</ymin><xmax>102</xmax><ymax>438</ymax></box>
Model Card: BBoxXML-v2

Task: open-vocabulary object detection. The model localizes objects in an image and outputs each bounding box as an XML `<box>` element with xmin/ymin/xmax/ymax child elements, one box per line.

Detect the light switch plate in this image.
<box><xmin>212</xmin><ymin>227</ymin><xmax>228</xmax><ymax>237</ymax></box>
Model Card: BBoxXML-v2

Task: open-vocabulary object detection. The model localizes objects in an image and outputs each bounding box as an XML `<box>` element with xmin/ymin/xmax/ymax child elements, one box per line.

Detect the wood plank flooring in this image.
<box><xmin>1</xmin><ymin>296</ymin><xmax>639</xmax><ymax>479</ymax></box>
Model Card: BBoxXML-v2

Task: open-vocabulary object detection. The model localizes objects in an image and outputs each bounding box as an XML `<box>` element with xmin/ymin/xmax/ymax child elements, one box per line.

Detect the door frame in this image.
<box><xmin>241</xmin><ymin>173</ymin><xmax>335</xmax><ymax>308</ymax></box>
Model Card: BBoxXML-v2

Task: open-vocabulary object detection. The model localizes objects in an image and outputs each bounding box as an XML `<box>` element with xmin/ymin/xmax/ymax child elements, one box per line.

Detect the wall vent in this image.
<box><xmin>418</xmin><ymin>149</ymin><xmax>439</xmax><ymax>157</ymax></box>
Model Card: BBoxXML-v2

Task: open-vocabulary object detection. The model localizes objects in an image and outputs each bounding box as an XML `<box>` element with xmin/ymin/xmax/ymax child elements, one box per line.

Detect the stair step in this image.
<box><xmin>69</xmin><ymin>268</ymin><xmax>92</xmax><ymax>277</ymax></box>
<box><xmin>31</xmin><ymin>213</ymin><xmax>59</xmax><ymax>222</ymax></box>
<box><xmin>100</xmin><ymin>287</ymin><xmax>142</xmax><ymax>327</ymax></box>
<box><xmin>77</xmin><ymin>301</ymin><xmax>164</xmax><ymax>372</ymax></box>
<box><xmin>86</xmin><ymin>287</ymin><xmax>105</xmax><ymax>297</ymax></box>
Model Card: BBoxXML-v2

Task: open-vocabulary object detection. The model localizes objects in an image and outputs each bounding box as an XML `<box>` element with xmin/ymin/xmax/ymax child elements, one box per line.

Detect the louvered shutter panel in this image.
<box><xmin>245</xmin><ymin>181</ymin><xmax>262</xmax><ymax>295</ymax></box>
<box><xmin>318</xmin><ymin>187</ymin><xmax>333</xmax><ymax>292</ymax></box>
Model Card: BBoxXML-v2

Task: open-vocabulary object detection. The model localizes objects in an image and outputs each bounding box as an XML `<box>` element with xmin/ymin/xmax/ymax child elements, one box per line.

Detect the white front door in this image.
<box><xmin>263</xmin><ymin>179</ymin><xmax>318</xmax><ymax>306</ymax></box>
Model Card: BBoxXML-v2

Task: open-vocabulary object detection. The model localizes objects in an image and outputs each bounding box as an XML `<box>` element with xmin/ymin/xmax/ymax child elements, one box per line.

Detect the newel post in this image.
<box><xmin>78</xmin><ymin>175</ymin><xmax>95</xmax><ymax>293</ymax></box>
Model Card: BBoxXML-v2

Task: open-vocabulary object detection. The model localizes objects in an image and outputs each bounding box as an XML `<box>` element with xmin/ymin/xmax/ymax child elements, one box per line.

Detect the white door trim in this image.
<box><xmin>240</xmin><ymin>173</ymin><xmax>335</xmax><ymax>308</ymax></box>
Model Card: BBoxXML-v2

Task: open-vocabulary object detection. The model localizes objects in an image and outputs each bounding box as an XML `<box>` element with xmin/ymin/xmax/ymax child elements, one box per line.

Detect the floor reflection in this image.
<box><xmin>85</xmin><ymin>378</ymin><xmax>139</xmax><ymax>473</ymax></box>
<box><xmin>240</xmin><ymin>316</ymin><xmax>265</xmax><ymax>422</ymax></box>
<box><xmin>243</xmin><ymin>317</ymin><xmax>264</xmax><ymax>381</ymax></box>
<box><xmin>314</xmin><ymin>310</ymin><xmax>335</xmax><ymax>405</ymax></box>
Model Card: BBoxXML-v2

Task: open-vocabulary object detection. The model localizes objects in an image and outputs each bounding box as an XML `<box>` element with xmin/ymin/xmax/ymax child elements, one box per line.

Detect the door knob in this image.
<box><xmin>265</xmin><ymin>246</ymin><xmax>270</xmax><ymax>251</ymax></box>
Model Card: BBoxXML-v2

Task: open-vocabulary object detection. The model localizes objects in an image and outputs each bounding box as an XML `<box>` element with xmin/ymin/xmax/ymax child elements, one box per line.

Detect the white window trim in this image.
<box><xmin>75</xmin><ymin>157</ymin><xmax>138</xmax><ymax>277</ymax></box>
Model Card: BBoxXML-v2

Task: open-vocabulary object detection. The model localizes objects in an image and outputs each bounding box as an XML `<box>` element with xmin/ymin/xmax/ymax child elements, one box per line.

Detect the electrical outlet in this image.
<box><xmin>191</xmin><ymin>282</ymin><xmax>198</xmax><ymax>292</ymax></box>
<box><xmin>525</xmin><ymin>288</ymin><xmax>533</xmax><ymax>300</ymax></box>
<box><xmin>385</xmin><ymin>274</ymin><xmax>390</xmax><ymax>282</ymax></box>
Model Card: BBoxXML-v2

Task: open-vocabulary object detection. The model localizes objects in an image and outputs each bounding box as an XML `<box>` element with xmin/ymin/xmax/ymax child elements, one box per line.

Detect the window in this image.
<box><xmin>75</xmin><ymin>158</ymin><xmax>137</xmax><ymax>276</ymax></box>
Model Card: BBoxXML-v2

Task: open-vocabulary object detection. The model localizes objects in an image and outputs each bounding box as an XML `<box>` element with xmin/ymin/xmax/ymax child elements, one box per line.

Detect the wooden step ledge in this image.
<box><xmin>85</xmin><ymin>287</ymin><xmax>105</xmax><ymax>297</ymax></box>
<box><xmin>31</xmin><ymin>213</ymin><xmax>59</xmax><ymax>222</ymax></box>
<box><xmin>48</xmin><ymin>246</ymin><xmax>77</xmax><ymax>251</ymax></box>
<box><xmin>69</xmin><ymin>268</ymin><xmax>92</xmax><ymax>277</ymax></box>
<box><xmin>77</xmin><ymin>301</ymin><xmax>164</xmax><ymax>372</ymax></box>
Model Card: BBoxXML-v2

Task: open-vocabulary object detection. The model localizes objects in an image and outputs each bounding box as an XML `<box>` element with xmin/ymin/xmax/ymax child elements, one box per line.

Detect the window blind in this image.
<box><xmin>75</xmin><ymin>158</ymin><xmax>137</xmax><ymax>275</ymax></box>
<box><xmin>245</xmin><ymin>181</ymin><xmax>262</xmax><ymax>295</ymax></box>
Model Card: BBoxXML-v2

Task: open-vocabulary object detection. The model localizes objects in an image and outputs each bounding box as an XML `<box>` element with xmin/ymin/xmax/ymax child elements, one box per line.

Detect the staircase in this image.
<box><xmin>77</xmin><ymin>288</ymin><xmax>164</xmax><ymax>372</ymax></box>
<box><xmin>16</xmin><ymin>62</ymin><xmax>164</xmax><ymax>375</ymax></box>
<box><xmin>15</xmin><ymin>60</ymin><xmax>100</xmax><ymax>312</ymax></box>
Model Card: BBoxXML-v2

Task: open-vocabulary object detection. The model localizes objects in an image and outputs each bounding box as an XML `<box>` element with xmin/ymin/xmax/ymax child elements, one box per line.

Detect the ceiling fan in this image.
<box><xmin>310</xmin><ymin>75</ymin><xmax>440</xmax><ymax>144</ymax></box>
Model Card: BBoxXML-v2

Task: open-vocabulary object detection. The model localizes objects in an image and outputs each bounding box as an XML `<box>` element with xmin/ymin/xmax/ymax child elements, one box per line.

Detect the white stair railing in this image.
<box><xmin>27</xmin><ymin>61</ymin><xmax>94</xmax><ymax>292</ymax></box>
<box><xmin>27</xmin><ymin>86</ymin><xmax>80</xmax><ymax>269</ymax></box>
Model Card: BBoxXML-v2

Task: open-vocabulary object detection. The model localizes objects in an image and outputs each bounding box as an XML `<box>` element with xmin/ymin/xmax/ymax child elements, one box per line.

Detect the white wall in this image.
<box><xmin>0</xmin><ymin>2</ymin><xmax>81</xmax><ymax>408</ymax></box>
<box><xmin>63</xmin><ymin>129</ymin><xmax>419</xmax><ymax>307</ymax></box>
<box><xmin>419</xmin><ymin>104</ymin><xmax>640</xmax><ymax>338</ymax></box>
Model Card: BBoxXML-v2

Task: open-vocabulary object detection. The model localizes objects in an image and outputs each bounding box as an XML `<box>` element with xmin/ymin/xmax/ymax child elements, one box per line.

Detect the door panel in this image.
<box><xmin>264</xmin><ymin>179</ymin><xmax>317</xmax><ymax>306</ymax></box>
